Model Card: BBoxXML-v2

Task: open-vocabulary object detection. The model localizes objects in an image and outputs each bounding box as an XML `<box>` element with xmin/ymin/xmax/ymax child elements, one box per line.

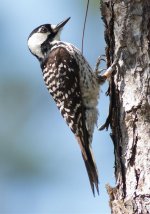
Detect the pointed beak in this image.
<box><xmin>53</xmin><ymin>17</ymin><xmax>71</xmax><ymax>32</ymax></box>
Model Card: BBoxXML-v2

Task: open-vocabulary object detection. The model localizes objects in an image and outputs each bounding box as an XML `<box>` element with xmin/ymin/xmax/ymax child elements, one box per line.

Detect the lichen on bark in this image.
<box><xmin>100</xmin><ymin>0</ymin><xmax>150</xmax><ymax>213</ymax></box>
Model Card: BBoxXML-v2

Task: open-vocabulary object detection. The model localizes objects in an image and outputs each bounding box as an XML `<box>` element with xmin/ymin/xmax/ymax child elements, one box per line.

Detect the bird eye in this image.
<box><xmin>40</xmin><ymin>27</ymin><xmax>47</xmax><ymax>33</ymax></box>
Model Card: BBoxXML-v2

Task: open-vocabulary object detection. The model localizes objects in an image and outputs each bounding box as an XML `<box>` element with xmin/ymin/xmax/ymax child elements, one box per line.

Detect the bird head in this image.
<box><xmin>28</xmin><ymin>17</ymin><xmax>70</xmax><ymax>60</ymax></box>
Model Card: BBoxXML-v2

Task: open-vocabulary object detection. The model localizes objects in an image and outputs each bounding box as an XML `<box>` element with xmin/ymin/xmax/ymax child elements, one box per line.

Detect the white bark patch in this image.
<box><xmin>122</xmin><ymin>74</ymin><xmax>142</xmax><ymax>112</ymax></box>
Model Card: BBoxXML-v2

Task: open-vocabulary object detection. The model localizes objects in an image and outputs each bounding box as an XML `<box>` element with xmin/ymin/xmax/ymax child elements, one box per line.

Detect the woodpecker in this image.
<box><xmin>28</xmin><ymin>17</ymin><xmax>111</xmax><ymax>195</ymax></box>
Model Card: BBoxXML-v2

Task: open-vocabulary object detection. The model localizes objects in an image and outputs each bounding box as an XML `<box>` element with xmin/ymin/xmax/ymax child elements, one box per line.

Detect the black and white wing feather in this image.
<box><xmin>42</xmin><ymin>46</ymin><xmax>99</xmax><ymax>194</ymax></box>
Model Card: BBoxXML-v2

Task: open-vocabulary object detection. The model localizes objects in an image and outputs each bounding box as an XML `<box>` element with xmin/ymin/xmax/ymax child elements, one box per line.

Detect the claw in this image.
<box><xmin>95</xmin><ymin>55</ymin><xmax>106</xmax><ymax>74</ymax></box>
<box><xmin>95</xmin><ymin>55</ymin><xmax>114</xmax><ymax>84</ymax></box>
<box><xmin>98</xmin><ymin>117</ymin><xmax>110</xmax><ymax>131</ymax></box>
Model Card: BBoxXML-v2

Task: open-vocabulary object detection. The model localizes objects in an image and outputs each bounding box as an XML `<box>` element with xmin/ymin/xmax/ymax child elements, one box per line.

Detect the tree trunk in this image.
<box><xmin>100</xmin><ymin>1</ymin><xmax>150</xmax><ymax>213</ymax></box>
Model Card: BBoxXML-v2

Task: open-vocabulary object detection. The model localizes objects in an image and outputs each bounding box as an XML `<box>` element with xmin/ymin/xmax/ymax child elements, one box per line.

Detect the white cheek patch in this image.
<box><xmin>28</xmin><ymin>32</ymin><xmax>50</xmax><ymax>58</ymax></box>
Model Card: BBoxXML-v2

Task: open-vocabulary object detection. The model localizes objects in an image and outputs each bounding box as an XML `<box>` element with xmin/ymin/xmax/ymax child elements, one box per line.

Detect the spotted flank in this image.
<box><xmin>28</xmin><ymin>20</ymin><xmax>100</xmax><ymax>195</ymax></box>
<box><xmin>42</xmin><ymin>44</ymin><xmax>99</xmax><ymax>194</ymax></box>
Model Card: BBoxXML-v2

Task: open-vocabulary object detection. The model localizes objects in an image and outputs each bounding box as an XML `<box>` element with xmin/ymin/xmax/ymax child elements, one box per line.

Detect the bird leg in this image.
<box><xmin>98</xmin><ymin>66</ymin><xmax>115</xmax><ymax>131</ymax></box>
<box><xmin>95</xmin><ymin>55</ymin><xmax>113</xmax><ymax>84</ymax></box>
<box><xmin>97</xmin><ymin>47</ymin><xmax>123</xmax><ymax>131</ymax></box>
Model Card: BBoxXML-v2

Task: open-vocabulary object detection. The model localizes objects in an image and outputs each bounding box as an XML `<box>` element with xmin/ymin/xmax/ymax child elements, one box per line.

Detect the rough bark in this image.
<box><xmin>100</xmin><ymin>0</ymin><xmax>150</xmax><ymax>213</ymax></box>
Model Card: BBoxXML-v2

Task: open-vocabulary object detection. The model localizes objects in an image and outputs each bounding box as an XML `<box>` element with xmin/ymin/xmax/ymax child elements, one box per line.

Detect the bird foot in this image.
<box><xmin>94</xmin><ymin>55</ymin><xmax>106</xmax><ymax>75</ymax></box>
<box><xmin>94</xmin><ymin>55</ymin><xmax>113</xmax><ymax>84</ymax></box>
<box><xmin>96</xmin><ymin>66</ymin><xmax>114</xmax><ymax>84</ymax></box>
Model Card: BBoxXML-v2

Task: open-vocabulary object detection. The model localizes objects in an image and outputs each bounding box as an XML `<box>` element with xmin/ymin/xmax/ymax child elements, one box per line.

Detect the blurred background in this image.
<box><xmin>0</xmin><ymin>0</ymin><xmax>115</xmax><ymax>213</ymax></box>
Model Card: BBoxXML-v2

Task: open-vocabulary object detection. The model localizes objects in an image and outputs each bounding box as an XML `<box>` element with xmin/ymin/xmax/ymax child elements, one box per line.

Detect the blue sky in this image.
<box><xmin>0</xmin><ymin>1</ymin><xmax>115</xmax><ymax>213</ymax></box>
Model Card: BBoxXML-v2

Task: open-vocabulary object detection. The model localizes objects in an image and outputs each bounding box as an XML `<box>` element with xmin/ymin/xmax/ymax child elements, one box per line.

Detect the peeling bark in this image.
<box><xmin>100</xmin><ymin>0</ymin><xmax>150</xmax><ymax>213</ymax></box>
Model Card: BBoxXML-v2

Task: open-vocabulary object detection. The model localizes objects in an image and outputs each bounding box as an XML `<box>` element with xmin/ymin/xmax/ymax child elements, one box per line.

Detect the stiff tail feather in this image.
<box><xmin>82</xmin><ymin>146</ymin><xmax>99</xmax><ymax>196</ymax></box>
<box><xmin>76</xmin><ymin>136</ymin><xmax>99</xmax><ymax>195</ymax></box>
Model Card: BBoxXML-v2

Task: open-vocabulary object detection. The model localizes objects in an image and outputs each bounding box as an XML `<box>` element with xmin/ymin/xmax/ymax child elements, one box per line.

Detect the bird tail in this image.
<box><xmin>76</xmin><ymin>136</ymin><xmax>99</xmax><ymax>196</ymax></box>
<box><xmin>82</xmin><ymin>146</ymin><xmax>99</xmax><ymax>196</ymax></box>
